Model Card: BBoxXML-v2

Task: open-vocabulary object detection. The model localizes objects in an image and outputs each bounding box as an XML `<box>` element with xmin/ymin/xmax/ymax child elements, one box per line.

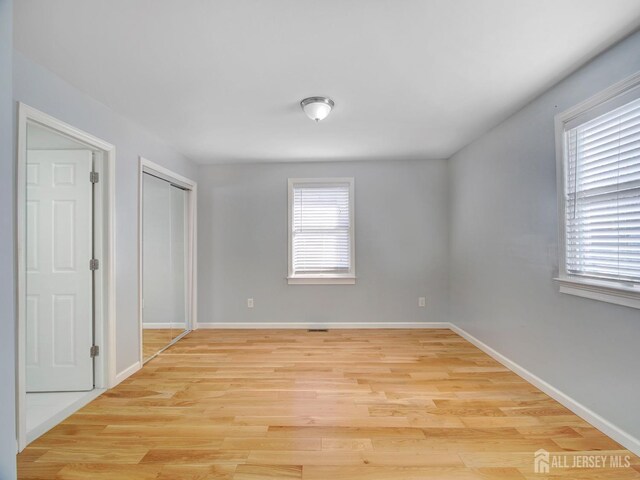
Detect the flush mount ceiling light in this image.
<box><xmin>301</xmin><ymin>96</ymin><xmax>334</xmax><ymax>122</ymax></box>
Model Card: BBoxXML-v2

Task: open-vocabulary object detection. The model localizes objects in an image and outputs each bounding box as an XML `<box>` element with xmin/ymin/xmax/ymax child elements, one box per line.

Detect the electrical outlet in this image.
<box><xmin>418</xmin><ymin>297</ymin><xmax>426</xmax><ymax>307</ymax></box>
<box><xmin>247</xmin><ymin>298</ymin><xmax>254</xmax><ymax>308</ymax></box>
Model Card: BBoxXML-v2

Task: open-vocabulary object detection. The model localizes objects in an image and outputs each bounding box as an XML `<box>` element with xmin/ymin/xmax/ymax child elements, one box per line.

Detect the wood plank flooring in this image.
<box><xmin>17</xmin><ymin>329</ymin><xmax>640</xmax><ymax>479</ymax></box>
<box><xmin>142</xmin><ymin>329</ymin><xmax>173</xmax><ymax>362</ymax></box>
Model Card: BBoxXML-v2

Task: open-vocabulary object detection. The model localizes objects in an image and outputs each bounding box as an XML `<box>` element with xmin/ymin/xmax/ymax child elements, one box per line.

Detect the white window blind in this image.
<box><xmin>564</xmin><ymin>95</ymin><xmax>640</xmax><ymax>285</ymax></box>
<box><xmin>290</xmin><ymin>180</ymin><xmax>353</xmax><ymax>275</ymax></box>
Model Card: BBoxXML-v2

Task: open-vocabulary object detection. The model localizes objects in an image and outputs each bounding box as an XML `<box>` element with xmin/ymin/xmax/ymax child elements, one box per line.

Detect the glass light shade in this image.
<box><xmin>301</xmin><ymin>97</ymin><xmax>334</xmax><ymax>122</ymax></box>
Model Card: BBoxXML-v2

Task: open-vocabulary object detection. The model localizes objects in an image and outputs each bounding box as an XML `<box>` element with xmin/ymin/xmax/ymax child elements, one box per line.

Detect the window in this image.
<box><xmin>288</xmin><ymin>178</ymin><xmax>355</xmax><ymax>284</ymax></box>
<box><xmin>556</xmin><ymin>74</ymin><xmax>640</xmax><ymax>309</ymax></box>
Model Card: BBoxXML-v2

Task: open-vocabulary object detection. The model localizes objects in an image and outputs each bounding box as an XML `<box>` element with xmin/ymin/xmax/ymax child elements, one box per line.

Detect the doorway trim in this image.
<box><xmin>16</xmin><ymin>103</ymin><xmax>117</xmax><ymax>451</ymax></box>
<box><xmin>138</xmin><ymin>157</ymin><xmax>198</xmax><ymax>366</ymax></box>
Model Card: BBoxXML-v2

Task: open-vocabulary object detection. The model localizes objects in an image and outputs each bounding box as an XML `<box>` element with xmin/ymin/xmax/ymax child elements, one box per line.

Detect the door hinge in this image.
<box><xmin>89</xmin><ymin>171</ymin><xmax>99</xmax><ymax>183</ymax></box>
<box><xmin>90</xmin><ymin>345</ymin><xmax>99</xmax><ymax>358</ymax></box>
<box><xmin>89</xmin><ymin>258</ymin><xmax>100</xmax><ymax>271</ymax></box>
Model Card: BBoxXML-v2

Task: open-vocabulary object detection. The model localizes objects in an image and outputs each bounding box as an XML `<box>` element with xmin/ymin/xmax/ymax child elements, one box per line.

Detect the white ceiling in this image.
<box><xmin>14</xmin><ymin>1</ymin><xmax>640</xmax><ymax>164</ymax></box>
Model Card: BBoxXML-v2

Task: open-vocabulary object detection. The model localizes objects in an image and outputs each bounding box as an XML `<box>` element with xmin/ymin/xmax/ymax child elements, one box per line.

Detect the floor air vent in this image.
<box><xmin>308</xmin><ymin>329</ymin><xmax>328</xmax><ymax>332</ymax></box>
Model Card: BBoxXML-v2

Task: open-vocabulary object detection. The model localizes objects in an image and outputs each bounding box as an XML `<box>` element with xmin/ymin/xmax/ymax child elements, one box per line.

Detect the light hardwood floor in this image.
<box><xmin>18</xmin><ymin>329</ymin><xmax>640</xmax><ymax>479</ymax></box>
<box><xmin>142</xmin><ymin>329</ymin><xmax>173</xmax><ymax>362</ymax></box>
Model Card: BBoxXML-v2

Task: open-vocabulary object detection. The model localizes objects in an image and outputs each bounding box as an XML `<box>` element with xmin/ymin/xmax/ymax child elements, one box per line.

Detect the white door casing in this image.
<box><xmin>26</xmin><ymin>150</ymin><xmax>94</xmax><ymax>392</ymax></box>
<box><xmin>138</xmin><ymin>157</ymin><xmax>197</xmax><ymax>367</ymax></box>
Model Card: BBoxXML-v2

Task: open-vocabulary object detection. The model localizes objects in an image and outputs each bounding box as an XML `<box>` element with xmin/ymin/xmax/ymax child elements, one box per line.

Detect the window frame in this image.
<box><xmin>555</xmin><ymin>71</ymin><xmax>640</xmax><ymax>310</ymax></box>
<box><xmin>287</xmin><ymin>177</ymin><xmax>356</xmax><ymax>285</ymax></box>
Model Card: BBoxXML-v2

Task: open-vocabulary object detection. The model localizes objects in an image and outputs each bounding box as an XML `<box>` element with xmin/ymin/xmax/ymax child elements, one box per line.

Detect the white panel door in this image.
<box><xmin>26</xmin><ymin>150</ymin><xmax>94</xmax><ymax>392</ymax></box>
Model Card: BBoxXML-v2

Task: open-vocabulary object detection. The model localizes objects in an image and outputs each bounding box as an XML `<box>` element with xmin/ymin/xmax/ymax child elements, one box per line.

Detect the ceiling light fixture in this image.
<box><xmin>300</xmin><ymin>96</ymin><xmax>334</xmax><ymax>122</ymax></box>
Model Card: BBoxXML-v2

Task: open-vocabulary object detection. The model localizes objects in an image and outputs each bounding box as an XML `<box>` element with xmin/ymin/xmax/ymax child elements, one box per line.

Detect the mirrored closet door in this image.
<box><xmin>142</xmin><ymin>172</ymin><xmax>189</xmax><ymax>362</ymax></box>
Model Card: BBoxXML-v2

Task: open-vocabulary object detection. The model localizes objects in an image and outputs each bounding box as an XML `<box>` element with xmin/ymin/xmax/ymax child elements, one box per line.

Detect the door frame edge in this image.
<box><xmin>15</xmin><ymin>103</ymin><xmax>117</xmax><ymax>452</ymax></box>
<box><xmin>138</xmin><ymin>156</ymin><xmax>198</xmax><ymax>368</ymax></box>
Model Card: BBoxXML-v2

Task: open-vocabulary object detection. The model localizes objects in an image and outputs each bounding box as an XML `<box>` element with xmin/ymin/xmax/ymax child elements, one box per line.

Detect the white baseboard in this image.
<box><xmin>196</xmin><ymin>322</ymin><xmax>451</xmax><ymax>329</ymax></box>
<box><xmin>448</xmin><ymin>323</ymin><xmax>640</xmax><ymax>457</ymax></box>
<box><xmin>114</xmin><ymin>361</ymin><xmax>141</xmax><ymax>386</ymax></box>
<box><xmin>117</xmin><ymin>320</ymin><xmax>640</xmax><ymax>457</ymax></box>
<box><xmin>143</xmin><ymin>322</ymin><xmax>187</xmax><ymax>329</ymax></box>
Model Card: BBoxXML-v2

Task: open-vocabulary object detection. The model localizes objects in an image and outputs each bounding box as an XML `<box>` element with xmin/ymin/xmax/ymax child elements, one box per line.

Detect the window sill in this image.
<box><xmin>287</xmin><ymin>275</ymin><xmax>356</xmax><ymax>285</ymax></box>
<box><xmin>555</xmin><ymin>276</ymin><xmax>640</xmax><ymax>310</ymax></box>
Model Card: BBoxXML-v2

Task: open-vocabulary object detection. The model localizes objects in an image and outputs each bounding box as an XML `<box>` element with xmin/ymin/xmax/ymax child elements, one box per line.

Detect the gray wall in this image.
<box><xmin>448</xmin><ymin>30</ymin><xmax>640</xmax><ymax>442</ymax></box>
<box><xmin>198</xmin><ymin>159</ymin><xmax>449</xmax><ymax>325</ymax></box>
<box><xmin>0</xmin><ymin>1</ymin><xmax>16</xmax><ymax>478</ymax></box>
<box><xmin>13</xmin><ymin>53</ymin><xmax>199</xmax><ymax>373</ymax></box>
